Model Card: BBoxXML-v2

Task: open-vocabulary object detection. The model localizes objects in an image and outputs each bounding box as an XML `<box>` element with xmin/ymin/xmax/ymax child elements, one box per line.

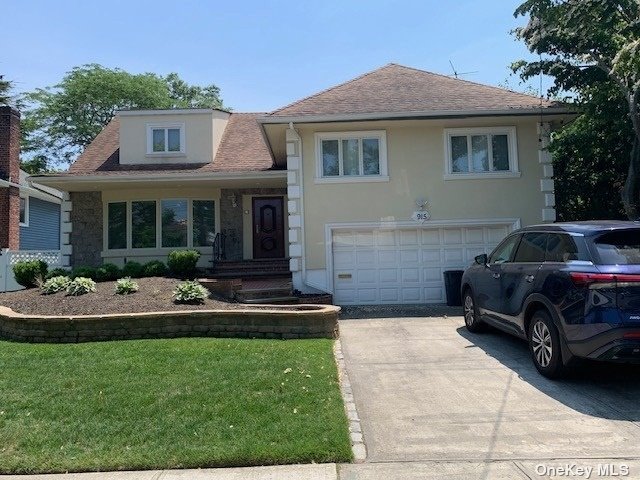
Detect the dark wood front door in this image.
<box><xmin>252</xmin><ymin>197</ymin><xmax>285</xmax><ymax>259</ymax></box>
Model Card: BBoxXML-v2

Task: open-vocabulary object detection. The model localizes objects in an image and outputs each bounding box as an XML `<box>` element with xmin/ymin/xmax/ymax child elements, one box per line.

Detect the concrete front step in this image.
<box><xmin>239</xmin><ymin>296</ymin><xmax>300</xmax><ymax>305</ymax></box>
<box><xmin>235</xmin><ymin>286</ymin><xmax>293</xmax><ymax>303</ymax></box>
<box><xmin>209</xmin><ymin>271</ymin><xmax>291</xmax><ymax>280</ymax></box>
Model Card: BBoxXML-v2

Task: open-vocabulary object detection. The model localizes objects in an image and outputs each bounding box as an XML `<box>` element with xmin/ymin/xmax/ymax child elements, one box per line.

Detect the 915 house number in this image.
<box><xmin>411</xmin><ymin>211</ymin><xmax>431</xmax><ymax>222</ymax></box>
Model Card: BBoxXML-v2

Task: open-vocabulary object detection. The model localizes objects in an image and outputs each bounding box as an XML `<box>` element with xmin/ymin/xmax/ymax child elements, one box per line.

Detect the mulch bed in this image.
<box><xmin>0</xmin><ymin>277</ymin><xmax>247</xmax><ymax>316</ymax></box>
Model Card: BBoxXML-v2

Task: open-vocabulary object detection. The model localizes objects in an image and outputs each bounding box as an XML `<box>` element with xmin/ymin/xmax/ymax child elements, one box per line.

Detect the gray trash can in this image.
<box><xmin>443</xmin><ymin>270</ymin><xmax>464</xmax><ymax>307</ymax></box>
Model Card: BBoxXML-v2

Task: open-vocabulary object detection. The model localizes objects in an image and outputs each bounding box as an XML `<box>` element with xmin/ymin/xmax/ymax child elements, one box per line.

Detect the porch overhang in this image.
<box><xmin>30</xmin><ymin>170</ymin><xmax>288</xmax><ymax>192</ymax></box>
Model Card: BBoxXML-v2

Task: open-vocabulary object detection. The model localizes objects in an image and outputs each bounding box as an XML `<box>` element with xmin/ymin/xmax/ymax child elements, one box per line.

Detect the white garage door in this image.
<box><xmin>332</xmin><ymin>223</ymin><xmax>513</xmax><ymax>305</ymax></box>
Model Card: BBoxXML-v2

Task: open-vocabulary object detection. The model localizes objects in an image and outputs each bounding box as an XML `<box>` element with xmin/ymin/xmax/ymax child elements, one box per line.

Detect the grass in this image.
<box><xmin>0</xmin><ymin>337</ymin><xmax>352</xmax><ymax>474</ymax></box>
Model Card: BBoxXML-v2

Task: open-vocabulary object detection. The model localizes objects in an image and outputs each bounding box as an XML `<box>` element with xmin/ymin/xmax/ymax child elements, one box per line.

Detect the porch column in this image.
<box><xmin>0</xmin><ymin>106</ymin><xmax>20</xmax><ymax>250</ymax></box>
<box><xmin>538</xmin><ymin>122</ymin><xmax>556</xmax><ymax>222</ymax></box>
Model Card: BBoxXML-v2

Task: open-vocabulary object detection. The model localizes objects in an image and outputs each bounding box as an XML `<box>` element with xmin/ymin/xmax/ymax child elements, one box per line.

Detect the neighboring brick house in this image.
<box><xmin>0</xmin><ymin>106</ymin><xmax>63</xmax><ymax>252</ymax></box>
<box><xmin>34</xmin><ymin>64</ymin><xmax>574</xmax><ymax>305</ymax></box>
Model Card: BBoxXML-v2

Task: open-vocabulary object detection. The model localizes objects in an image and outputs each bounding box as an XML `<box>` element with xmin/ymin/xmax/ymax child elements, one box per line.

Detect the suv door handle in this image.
<box><xmin>492</xmin><ymin>272</ymin><xmax>501</xmax><ymax>279</ymax></box>
<box><xmin>526</xmin><ymin>274</ymin><xmax>535</xmax><ymax>283</ymax></box>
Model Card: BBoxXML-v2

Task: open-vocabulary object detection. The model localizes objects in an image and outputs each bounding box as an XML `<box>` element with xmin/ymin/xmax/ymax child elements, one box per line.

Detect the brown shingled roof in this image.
<box><xmin>270</xmin><ymin>63</ymin><xmax>556</xmax><ymax>117</ymax></box>
<box><xmin>67</xmin><ymin>113</ymin><xmax>275</xmax><ymax>176</ymax></box>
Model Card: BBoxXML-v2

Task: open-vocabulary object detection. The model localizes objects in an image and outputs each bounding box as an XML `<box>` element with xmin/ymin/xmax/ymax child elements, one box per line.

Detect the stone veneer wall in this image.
<box><xmin>219</xmin><ymin>187</ymin><xmax>287</xmax><ymax>261</ymax></box>
<box><xmin>69</xmin><ymin>191</ymin><xmax>103</xmax><ymax>267</ymax></box>
<box><xmin>0</xmin><ymin>307</ymin><xmax>339</xmax><ymax>343</ymax></box>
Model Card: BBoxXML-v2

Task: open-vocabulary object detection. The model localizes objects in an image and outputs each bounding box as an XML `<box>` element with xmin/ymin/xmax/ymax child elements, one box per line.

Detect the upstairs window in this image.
<box><xmin>146</xmin><ymin>124</ymin><xmax>185</xmax><ymax>154</ymax></box>
<box><xmin>444</xmin><ymin>127</ymin><xmax>519</xmax><ymax>179</ymax></box>
<box><xmin>315</xmin><ymin>131</ymin><xmax>388</xmax><ymax>183</ymax></box>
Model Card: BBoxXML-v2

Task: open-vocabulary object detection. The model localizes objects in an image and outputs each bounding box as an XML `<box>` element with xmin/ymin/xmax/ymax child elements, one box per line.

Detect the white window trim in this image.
<box><xmin>315</xmin><ymin>130</ymin><xmax>389</xmax><ymax>184</ymax></box>
<box><xmin>104</xmin><ymin>198</ymin><xmax>217</xmax><ymax>252</ymax></box>
<box><xmin>443</xmin><ymin>126</ymin><xmax>520</xmax><ymax>180</ymax></box>
<box><xmin>19</xmin><ymin>195</ymin><xmax>29</xmax><ymax>227</ymax></box>
<box><xmin>145</xmin><ymin>123</ymin><xmax>186</xmax><ymax>156</ymax></box>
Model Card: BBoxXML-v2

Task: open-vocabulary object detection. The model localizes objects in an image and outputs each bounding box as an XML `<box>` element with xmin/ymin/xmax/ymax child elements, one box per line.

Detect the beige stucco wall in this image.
<box><xmin>297</xmin><ymin>116</ymin><xmax>551</xmax><ymax>270</ymax></box>
<box><xmin>119</xmin><ymin>111</ymin><xmax>229</xmax><ymax>165</ymax></box>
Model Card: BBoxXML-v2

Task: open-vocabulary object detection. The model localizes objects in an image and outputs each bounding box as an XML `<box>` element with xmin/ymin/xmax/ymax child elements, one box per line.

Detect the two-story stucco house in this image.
<box><xmin>35</xmin><ymin>64</ymin><xmax>573</xmax><ymax>305</ymax></box>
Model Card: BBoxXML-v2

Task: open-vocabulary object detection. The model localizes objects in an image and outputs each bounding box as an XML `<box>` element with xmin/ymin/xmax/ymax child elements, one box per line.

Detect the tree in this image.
<box><xmin>22</xmin><ymin>64</ymin><xmax>227</xmax><ymax>167</ymax></box>
<box><xmin>0</xmin><ymin>74</ymin><xmax>13</xmax><ymax>106</ymax></box>
<box><xmin>513</xmin><ymin>0</ymin><xmax>640</xmax><ymax>219</ymax></box>
<box><xmin>20</xmin><ymin>155</ymin><xmax>50</xmax><ymax>175</ymax></box>
<box><xmin>550</xmin><ymin>83</ymin><xmax>631</xmax><ymax>220</ymax></box>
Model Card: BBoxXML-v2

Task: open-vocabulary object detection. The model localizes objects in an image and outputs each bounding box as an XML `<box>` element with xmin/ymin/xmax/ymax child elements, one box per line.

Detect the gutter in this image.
<box><xmin>259</xmin><ymin>107</ymin><xmax>575</xmax><ymax>124</ymax></box>
<box><xmin>30</xmin><ymin>170</ymin><xmax>288</xmax><ymax>185</ymax></box>
<box><xmin>0</xmin><ymin>178</ymin><xmax>62</xmax><ymax>204</ymax></box>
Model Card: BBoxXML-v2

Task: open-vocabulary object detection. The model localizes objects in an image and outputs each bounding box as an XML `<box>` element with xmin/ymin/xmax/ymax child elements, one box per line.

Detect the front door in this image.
<box><xmin>252</xmin><ymin>197</ymin><xmax>285</xmax><ymax>259</ymax></box>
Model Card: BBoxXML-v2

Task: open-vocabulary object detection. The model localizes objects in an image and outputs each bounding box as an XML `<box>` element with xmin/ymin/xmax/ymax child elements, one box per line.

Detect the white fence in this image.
<box><xmin>0</xmin><ymin>249</ymin><xmax>63</xmax><ymax>292</ymax></box>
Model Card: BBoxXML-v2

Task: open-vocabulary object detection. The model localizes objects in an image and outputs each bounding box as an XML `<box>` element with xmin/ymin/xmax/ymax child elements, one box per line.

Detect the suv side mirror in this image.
<box><xmin>474</xmin><ymin>253</ymin><xmax>488</xmax><ymax>266</ymax></box>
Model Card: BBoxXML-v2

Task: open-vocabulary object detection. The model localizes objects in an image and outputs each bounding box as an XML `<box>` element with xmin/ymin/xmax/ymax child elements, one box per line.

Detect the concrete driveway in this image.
<box><xmin>337</xmin><ymin>306</ymin><xmax>640</xmax><ymax>479</ymax></box>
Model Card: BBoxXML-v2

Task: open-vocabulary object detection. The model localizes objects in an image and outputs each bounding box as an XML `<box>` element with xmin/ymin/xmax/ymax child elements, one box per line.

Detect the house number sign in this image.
<box><xmin>411</xmin><ymin>211</ymin><xmax>431</xmax><ymax>223</ymax></box>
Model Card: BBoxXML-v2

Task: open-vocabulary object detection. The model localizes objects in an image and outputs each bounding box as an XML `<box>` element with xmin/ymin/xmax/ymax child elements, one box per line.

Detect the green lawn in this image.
<box><xmin>0</xmin><ymin>337</ymin><xmax>351</xmax><ymax>474</ymax></box>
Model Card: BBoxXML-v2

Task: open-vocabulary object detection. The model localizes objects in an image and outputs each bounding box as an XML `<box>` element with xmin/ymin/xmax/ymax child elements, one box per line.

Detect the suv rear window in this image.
<box><xmin>546</xmin><ymin>233</ymin><xmax>590</xmax><ymax>262</ymax></box>
<box><xmin>592</xmin><ymin>230</ymin><xmax>640</xmax><ymax>265</ymax></box>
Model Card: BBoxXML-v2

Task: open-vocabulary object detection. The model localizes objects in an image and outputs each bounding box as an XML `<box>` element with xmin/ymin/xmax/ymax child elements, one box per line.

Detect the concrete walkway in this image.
<box><xmin>0</xmin><ymin>464</ymin><xmax>336</xmax><ymax>480</ymax></box>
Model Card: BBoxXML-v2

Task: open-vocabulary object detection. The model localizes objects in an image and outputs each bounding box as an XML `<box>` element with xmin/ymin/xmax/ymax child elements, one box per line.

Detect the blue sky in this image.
<box><xmin>4</xmin><ymin>0</ymin><xmax>541</xmax><ymax>112</ymax></box>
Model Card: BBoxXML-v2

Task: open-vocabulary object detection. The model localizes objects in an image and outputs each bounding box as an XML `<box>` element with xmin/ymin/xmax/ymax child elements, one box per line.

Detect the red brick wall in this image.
<box><xmin>0</xmin><ymin>106</ymin><xmax>21</xmax><ymax>250</ymax></box>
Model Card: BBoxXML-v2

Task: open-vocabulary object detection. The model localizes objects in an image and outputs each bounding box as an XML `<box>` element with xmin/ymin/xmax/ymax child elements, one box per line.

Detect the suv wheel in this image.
<box><xmin>463</xmin><ymin>290</ymin><xmax>485</xmax><ymax>333</ymax></box>
<box><xmin>528</xmin><ymin>310</ymin><xmax>565</xmax><ymax>379</ymax></box>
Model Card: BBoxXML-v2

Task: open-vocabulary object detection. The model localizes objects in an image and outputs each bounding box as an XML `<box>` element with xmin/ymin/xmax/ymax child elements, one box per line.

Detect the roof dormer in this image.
<box><xmin>117</xmin><ymin>108</ymin><xmax>230</xmax><ymax>165</ymax></box>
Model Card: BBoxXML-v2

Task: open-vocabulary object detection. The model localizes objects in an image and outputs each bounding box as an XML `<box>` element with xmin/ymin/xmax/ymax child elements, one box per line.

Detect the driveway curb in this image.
<box><xmin>334</xmin><ymin>339</ymin><xmax>367</xmax><ymax>462</ymax></box>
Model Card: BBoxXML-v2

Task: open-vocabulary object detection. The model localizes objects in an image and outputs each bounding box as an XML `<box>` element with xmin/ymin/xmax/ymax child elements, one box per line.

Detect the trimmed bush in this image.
<box><xmin>143</xmin><ymin>260</ymin><xmax>168</xmax><ymax>277</ymax></box>
<box><xmin>41</xmin><ymin>276</ymin><xmax>71</xmax><ymax>295</ymax></box>
<box><xmin>167</xmin><ymin>250</ymin><xmax>201</xmax><ymax>278</ymax></box>
<box><xmin>115</xmin><ymin>277</ymin><xmax>139</xmax><ymax>295</ymax></box>
<box><xmin>66</xmin><ymin>277</ymin><xmax>97</xmax><ymax>296</ymax></box>
<box><xmin>46</xmin><ymin>268</ymin><xmax>69</xmax><ymax>280</ymax></box>
<box><xmin>172</xmin><ymin>280</ymin><xmax>209</xmax><ymax>304</ymax></box>
<box><xmin>13</xmin><ymin>260</ymin><xmax>48</xmax><ymax>288</ymax></box>
<box><xmin>122</xmin><ymin>261</ymin><xmax>144</xmax><ymax>278</ymax></box>
<box><xmin>95</xmin><ymin>263</ymin><xmax>121</xmax><ymax>282</ymax></box>
<box><xmin>71</xmin><ymin>266</ymin><xmax>98</xmax><ymax>281</ymax></box>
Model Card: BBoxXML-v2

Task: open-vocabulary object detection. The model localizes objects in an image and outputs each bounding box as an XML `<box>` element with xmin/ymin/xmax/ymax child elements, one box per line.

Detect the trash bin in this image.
<box><xmin>443</xmin><ymin>270</ymin><xmax>464</xmax><ymax>307</ymax></box>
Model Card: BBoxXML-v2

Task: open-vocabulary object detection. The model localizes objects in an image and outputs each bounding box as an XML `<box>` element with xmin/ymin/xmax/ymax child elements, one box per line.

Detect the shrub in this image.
<box><xmin>66</xmin><ymin>277</ymin><xmax>97</xmax><ymax>296</ymax></box>
<box><xmin>95</xmin><ymin>263</ymin><xmax>121</xmax><ymax>282</ymax></box>
<box><xmin>143</xmin><ymin>260</ymin><xmax>168</xmax><ymax>277</ymax></box>
<box><xmin>167</xmin><ymin>250</ymin><xmax>201</xmax><ymax>278</ymax></box>
<box><xmin>13</xmin><ymin>260</ymin><xmax>48</xmax><ymax>288</ymax></box>
<box><xmin>122</xmin><ymin>261</ymin><xmax>144</xmax><ymax>278</ymax></box>
<box><xmin>115</xmin><ymin>277</ymin><xmax>139</xmax><ymax>295</ymax></box>
<box><xmin>41</xmin><ymin>276</ymin><xmax>71</xmax><ymax>295</ymax></box>
<box><xmin>46</xmin><ymin>267</ymin><xmax>69</xmax><ymax>280</ymax></box>
<box><xmin>172</xmin><ymin>280</ymin><xmax>209</xmax><ymax>304</ymax></box>
<box><xmin>71</xmin><ymin>266</ymin><xmax>98</xmax><ymax>281</ymax></box>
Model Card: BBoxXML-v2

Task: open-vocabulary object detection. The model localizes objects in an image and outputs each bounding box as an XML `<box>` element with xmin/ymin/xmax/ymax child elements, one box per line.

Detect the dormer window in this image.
<box><xmin>146</xmin><ymin>123</ymin><xmax>185</xmax><ymax>155</ymax></box>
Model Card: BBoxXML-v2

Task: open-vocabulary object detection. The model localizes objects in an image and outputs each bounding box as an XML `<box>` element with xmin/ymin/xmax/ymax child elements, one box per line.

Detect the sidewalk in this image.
<box><xmin>0</xmin><ymin>464</ymin><xmax>337</xmax><ymax>480</ymax></box>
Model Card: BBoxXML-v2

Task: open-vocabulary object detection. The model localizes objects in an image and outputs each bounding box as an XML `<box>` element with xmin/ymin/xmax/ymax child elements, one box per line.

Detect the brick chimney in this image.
<box><xmin>0</xmin><ymin>106</ymin><xmax>21</xmax><ymax>250</ymax></box>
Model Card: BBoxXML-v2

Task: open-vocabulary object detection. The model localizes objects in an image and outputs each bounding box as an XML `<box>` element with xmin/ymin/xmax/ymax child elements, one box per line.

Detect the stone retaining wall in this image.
<box><xmin>0</xmin><ymin>305</ymin><xmax>339</xmax><ymax>343</ymax></box>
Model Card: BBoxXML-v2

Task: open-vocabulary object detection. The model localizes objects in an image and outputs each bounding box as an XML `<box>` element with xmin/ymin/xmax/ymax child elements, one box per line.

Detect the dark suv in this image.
<box><xmin>461</xmin><ymin>221</ymin><xmax>640</xmax><ymax>378</ymax></box>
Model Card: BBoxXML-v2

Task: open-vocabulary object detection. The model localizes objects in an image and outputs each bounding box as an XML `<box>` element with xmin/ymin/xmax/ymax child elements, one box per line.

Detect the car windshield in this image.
<box><xmin>592</xmin><ymin>230</ymin><xmax>640</xmax><ymax>265</ymax></box>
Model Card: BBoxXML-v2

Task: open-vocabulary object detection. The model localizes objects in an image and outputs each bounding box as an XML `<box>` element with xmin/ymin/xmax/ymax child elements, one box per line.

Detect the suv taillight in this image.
<box><xmin>570</xmin><ymin>272</ymin><xmax>640</xmax><ymax>287</ymax></box>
